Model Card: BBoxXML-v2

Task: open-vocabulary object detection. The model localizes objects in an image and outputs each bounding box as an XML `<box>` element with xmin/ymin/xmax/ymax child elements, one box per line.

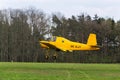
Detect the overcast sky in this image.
<box><xmin>0</xmin><ymin>0</ymin><xmax>120</xmax><ymax>21</ymax></box>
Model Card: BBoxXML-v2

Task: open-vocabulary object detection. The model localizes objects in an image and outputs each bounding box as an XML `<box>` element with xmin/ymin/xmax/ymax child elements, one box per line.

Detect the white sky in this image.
<box><xmin>0</xmin><ymin>0</ymin><xmax>120</xmax><ymax>21</ymax></box>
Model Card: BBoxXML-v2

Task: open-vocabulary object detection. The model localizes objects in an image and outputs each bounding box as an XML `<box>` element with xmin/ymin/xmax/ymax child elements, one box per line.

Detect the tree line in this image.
<box><xmin>0</xmin><ymin>8</ymin><xmax>120</xmax><ymax>63</ymax></box>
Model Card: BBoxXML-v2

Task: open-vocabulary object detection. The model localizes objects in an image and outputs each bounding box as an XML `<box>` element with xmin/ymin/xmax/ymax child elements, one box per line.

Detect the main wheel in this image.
<box><xmin>52</xmin><ymin>56</ymin><xmax>57</xmax><ymax>60</ymax></box>
<box><xmin>45</xmin><ymin>55</ymin><xmax>49</xmax><ymax>60</ymax></box>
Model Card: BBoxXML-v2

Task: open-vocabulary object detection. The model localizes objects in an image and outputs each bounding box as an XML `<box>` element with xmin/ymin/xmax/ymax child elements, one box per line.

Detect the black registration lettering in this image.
<box><xmin>71</xmin><ymin>45</ymin><xmax>81</xmax><ymax>48</ymax></box>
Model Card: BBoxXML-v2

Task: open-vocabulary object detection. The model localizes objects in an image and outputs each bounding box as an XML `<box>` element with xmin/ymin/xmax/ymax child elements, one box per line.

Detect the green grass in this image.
<box><xmin>0</xmin><ymin>62</ymin><xmax>120</xmax><ymax>80</ymax></box>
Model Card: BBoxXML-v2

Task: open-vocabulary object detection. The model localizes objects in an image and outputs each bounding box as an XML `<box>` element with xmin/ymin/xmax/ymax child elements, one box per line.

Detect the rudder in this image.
<box><xmin>87</xmin><ymin>33</ymin><xmax>97</xmax><ymax>46</ymax></box>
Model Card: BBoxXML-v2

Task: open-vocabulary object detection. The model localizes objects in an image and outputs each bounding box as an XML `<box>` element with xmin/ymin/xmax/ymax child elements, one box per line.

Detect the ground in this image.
<box><xmin>0</xmin><ymin>62</ymin><xmax>120</xmax><ymax>80</ymax></box>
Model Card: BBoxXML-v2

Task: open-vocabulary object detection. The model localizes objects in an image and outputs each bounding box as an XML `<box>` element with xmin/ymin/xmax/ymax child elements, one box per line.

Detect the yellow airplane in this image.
<box><xmin>40</xmin><ymin>33</ymin><xmax>100</xmax><ymax>52</ymax></box>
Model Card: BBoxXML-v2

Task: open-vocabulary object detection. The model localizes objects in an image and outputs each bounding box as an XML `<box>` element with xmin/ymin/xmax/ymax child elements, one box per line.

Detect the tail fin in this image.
<box><xmin>87</xmin><ymin>33</ymin><xmax>97</xmax><ymax>46</ymax></box>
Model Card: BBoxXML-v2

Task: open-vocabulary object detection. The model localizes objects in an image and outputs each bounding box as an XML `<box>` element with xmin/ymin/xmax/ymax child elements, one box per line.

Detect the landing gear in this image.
<box><xmin>45</xmin><ymin>49</ymin><xmax>58</xmax><ymax>61</ymax></box>
<box><xmin>52</xmin><ymin>52</ymin><xmax>57</xmax><ymax>61</ymax></box>
<box><xmin>45</xmin><ymin>55</ymin><xmax>49</xmax><ymax>60</ymax></box>
<box><xmin>52</xmin><ymin>56</ymin><xmax>57</xmax><ymax>60</ymax></box>
<box><xmin>45</xmin><ymin>49</ymin><xmax>49</xmax><ymax>60</ymax></box>
<box><xmin>53</xmin><ymin>51</ymin><xmax>58</xmax><ymax>60</ymax></box>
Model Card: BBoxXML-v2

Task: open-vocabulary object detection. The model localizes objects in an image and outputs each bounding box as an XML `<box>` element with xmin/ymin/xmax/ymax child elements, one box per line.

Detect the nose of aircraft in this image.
<box><xmin>40</xmin><ymin>41</ymin><xmax>49</xmax><ymax>48</ymax></box>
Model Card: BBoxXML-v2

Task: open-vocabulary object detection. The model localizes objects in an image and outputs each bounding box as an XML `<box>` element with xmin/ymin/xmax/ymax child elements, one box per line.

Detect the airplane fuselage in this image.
<box><xmin>40</xmin><ymin>35</ymin><xmax>99</xmax><ymax>52</ymax></box>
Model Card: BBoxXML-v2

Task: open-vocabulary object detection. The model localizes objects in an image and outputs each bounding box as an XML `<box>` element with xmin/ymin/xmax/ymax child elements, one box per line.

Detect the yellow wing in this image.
<box><xmin>40</xmin><ymin>41</ymin><xmax>68</xmax><ymax>52</ymax></box>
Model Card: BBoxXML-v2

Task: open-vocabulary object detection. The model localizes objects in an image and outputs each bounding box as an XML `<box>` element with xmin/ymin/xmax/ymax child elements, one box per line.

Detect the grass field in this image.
<box><xmin>0</xmin><ymin>62</ymin><xmax>120</xmax><ymax>80</ymax></box>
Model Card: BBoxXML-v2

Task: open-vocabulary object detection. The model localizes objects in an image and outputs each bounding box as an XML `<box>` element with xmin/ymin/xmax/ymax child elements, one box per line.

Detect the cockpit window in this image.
<box><xmin>46</xmin><ymin>36</ymin><xmax>56</xmax><ymax>42</ymax></box>
<box><xmin>49</xmin><ymin>36</ymin><xmax>56</xmax><ymax>42</ymax></box>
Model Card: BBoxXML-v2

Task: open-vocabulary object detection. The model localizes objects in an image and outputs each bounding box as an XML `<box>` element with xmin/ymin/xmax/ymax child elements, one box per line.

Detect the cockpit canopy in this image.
<box><xmin>47</xmin><ymin>36</ymin><xmax>57</xmax><ymax>42</ymax></box>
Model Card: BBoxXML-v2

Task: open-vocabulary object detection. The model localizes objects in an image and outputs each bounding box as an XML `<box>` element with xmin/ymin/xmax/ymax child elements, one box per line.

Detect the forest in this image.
<box><xmin>0</xmin><ymin>8</ymin><xmax>120</xmax><ymax>63</ymax></box>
